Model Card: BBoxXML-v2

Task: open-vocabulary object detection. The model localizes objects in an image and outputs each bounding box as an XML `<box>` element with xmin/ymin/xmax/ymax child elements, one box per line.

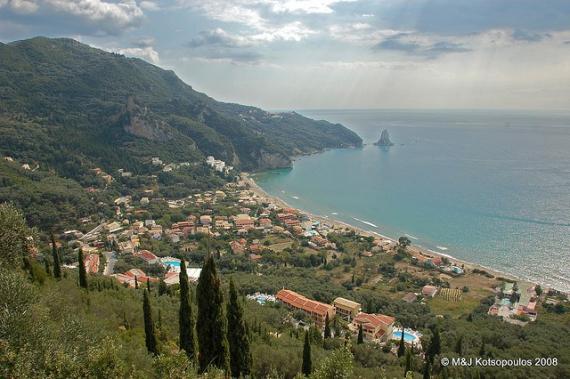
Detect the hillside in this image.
<box><xmin>0</xmin><ymin>37</ymin><xmax>361</xmax><ymax>172</ymax></box>
<box><xmin>0</xmin><ymin>37</ymin><xmax>361</xmax><ymax>229</ymax></box>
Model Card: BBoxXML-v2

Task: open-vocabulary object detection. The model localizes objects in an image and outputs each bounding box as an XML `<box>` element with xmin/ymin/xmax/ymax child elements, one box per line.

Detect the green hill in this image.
<box><xmin>0</xmin><ymin>37</ymin><xmax>362</xmax><ymax>229</ymax></box>
<box><xmin>0</xmin><ymin>37</ymin><xmax>361</xmax><ymax>172</ymax></box>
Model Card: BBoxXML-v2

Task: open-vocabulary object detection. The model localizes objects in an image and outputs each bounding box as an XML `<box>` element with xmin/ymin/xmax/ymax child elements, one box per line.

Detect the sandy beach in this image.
<box><xmin>241</xmin><ymin>172</ymin><xmax>526</xmax><ymax>288</ymax></box>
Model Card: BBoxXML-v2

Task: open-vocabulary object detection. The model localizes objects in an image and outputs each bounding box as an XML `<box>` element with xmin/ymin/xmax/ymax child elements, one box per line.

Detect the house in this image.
<box><xmin>133</xmin><ymin>250</ymin><xmax>159</xmax><ymax>264</ymax></box>
<box><xmin>333</xmin><ymin>297</ymin><xmax>362</xmax><ymax>321</ymax></box>
<box><xmin>276</xmin><ymin>289</ymin><xmax>335</xmax><ymax>328</ymax></box>
<box><xmin>258</xmin><ymin>218</ymin><xmax>273</xmax><ymax>228</ymax></box>
<box><xmin>235</xmin><ymin>214</ymin><xmax>255</xmax><ymax>230</ymax></box>
<box><xmin>164</xmin><ymin>268</ymin><xmax>202</xmax><ymax>286</ymax></box>
<box><xmin>106</xmin><ymin>221</ymin><xmax>123</xmax><ymax>233</ymax></box>
<box><xmin>84</xmin><ymin>253</ymin><xmax>100</xmax><ymax>274</ymax></box>
<box><xmin>352</xmin><ymin>312</ymin><xmax>395</xmax><ymax>342</ymax></box>
<box><xmin>402</xmin><ymin>293</ymin><xmax>417</xmax><ymax>303</ymax></box>
<box><xmin>422</xmin><ymin>285</ymin><xmax>439</xmax><ymax>298</ymax></box>
<box><xmin>249</xmin><ymin>243</ymin><xmax>262</xmax><ymax>254</ymax></box>
<box><xmin>199</xmin><ymin>215</ymin><xmax>212</xmax><ymax>225</ymax></box>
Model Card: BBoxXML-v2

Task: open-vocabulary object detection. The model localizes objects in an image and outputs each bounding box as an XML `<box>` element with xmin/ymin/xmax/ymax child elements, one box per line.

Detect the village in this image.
<box><xmin>47</xmin><ymin>153</ymin><xmax>565</xmax><ymax>364</ymax></box>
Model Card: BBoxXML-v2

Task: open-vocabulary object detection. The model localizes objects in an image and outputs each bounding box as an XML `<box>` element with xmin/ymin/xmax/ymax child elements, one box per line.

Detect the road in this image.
<box><xmin>103</xmin><ymin>251</ymin><xmax>117</xmax><ymax>276</ymax></box>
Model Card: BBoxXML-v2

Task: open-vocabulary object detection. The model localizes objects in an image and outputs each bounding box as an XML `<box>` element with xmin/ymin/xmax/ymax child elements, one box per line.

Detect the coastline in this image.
<box><xmin>241</xmin><ymin>172</ymin><xmax>539</xmax><ymax>291</ymax></box>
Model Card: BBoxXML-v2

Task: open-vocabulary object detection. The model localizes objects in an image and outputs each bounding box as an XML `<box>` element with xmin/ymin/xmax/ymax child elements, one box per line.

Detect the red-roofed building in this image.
<box><xmin>84</xmin><ymin>253</ymin><xmax>100</xmax><ymax>274</ymax></box>
<box><xmin>113</xmin><ymin>269</ymin><xmax>159</xmax><ymax>288</ymax></box>
<box><xmin>422</xmin><ymin>285</ymin><xmax>438</xmax><ymax>298</ymax></box>
<box><xmin>276</xmin><ymin>289</ymin><xmax>335</xmax><ymax>328</ymax></box>
<box><xmin>133</xmin><ymin>250</ymin><xmax>159</xmax><ymax>264</ymax></box>
<box><xmin>352</xmin><ymin>312</ymin><xmax>395</xmax><ymax>342</ymax></box>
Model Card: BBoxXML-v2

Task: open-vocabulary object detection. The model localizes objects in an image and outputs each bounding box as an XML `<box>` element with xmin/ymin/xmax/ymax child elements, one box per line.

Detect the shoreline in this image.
<box><xmin>241</xmin><ymin>172</ymin><xmax>550</xmax><ymax>292</ymax></box>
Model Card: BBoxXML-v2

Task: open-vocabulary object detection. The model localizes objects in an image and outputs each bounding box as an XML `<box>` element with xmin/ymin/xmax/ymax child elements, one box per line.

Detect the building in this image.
<box><xmin>84</xmin><ymin>253</ymin><xmax>100</xmax><ymax>274</ymax></box>
<box><xmin>352</xmin><ymin>312</ymin><xmax>396</xmax><ymax>342</ymax></box>
<box><xmin>422</xmin><ymin>285</ymin><xmax>439</xmax><ymax>298</ymax></box>
<box><xmin>133</xmin><ymin>250</ymin><xmax>159</xmax><ymax>264</ymax></box>
<box><xmin>276</xmin><ymin>289</ymin><xmax>335</xmax><ymax>328</ymax></box>
<box><xmin>333</xmin><ymin>297</ymin><xmax>362</xmax><ymax>321</ymax></box>
<box><xmin>235</xmin><ymin>214</ymin><xmax>255</xmax><ymax>230</ymax></box>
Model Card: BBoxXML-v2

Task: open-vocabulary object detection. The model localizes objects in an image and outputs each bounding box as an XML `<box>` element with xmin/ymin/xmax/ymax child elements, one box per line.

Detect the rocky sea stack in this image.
<box><xmin>374</xmin><ymin>129</ymin><xmax>394</xmax><ymax>146</ymax></box>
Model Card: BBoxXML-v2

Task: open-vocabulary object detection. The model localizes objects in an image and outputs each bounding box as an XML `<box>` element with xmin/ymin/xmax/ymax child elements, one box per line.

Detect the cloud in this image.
<box><xmin>178</xmin><ymin>1</ymin><xmax>318</xmax><ymax>43</ymax></box>
<box><xmin>188</xmin><ymin>28</ymin><xmax>253</xmax><ymax>48</ymax></box>
<box><xmin>0</xmin><ymin>0</ymin><xmax>38</xmax><ymax>13</ymax></box>
<box><xmin>132</xmin><ymin>37</ymin><xmax>155</xmax><ymax>48</ymax></box>
<box><xmin>140</xmin><ymin>1</ymin><xmax>159</xmax><ymax>11</ymax></box>
<box><xmin>44</xmin><ymin>0</ymin><xmax>144</xmax><ymax>34</ymax></box>
<box><xmin>512</xmin><ymin>29</ymin><xmax>551</xmax><ymax>42</ymax></box>
<box><xmin>262</xmin><ymin>0</ymin><xmax>356</xmax><ymax>15</ymax></box>
<box><xmin>375</xmin><ymin>33</ymin><xmax>470</xmax><ymax>58</ymax></box>
<box><xmin>115</xmin><ymin>46</ymin><xmax>160</xmax><ymax>63</ymax></box>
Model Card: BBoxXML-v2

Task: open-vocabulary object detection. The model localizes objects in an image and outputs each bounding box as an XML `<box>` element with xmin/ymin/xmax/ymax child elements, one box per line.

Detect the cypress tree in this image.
<box><xmin>147</xmin><ymin>277</ymin><xmax>151</xmax><ymax>292</ymax></box>
<box><xmin>455</xmin><ymin>334</ymin><xmax>463</xmax><ymax>355</ymax></box>
<box><xmin>405</xmin><ymin>346</ymin><xmax>413</xmax><ymax>375</ymax></box>
<box><xmin>422</xmin><ymin>359</ymin><xmax>431</xmax><ymax>379</ymax></box>
<box><xmin>302</xmin><ymin>331</ymin><xmax>312</xmax><ymax>376</ymax></box>
<box><xmin>179</xmin><ymin>259</ymin><xmax>197</xmax><ymax>360</ymax></box>
<box><xmin>427</xmin><ymin>327</ymin><xmax>441</xmax><ymax>363</ymax></box>
<box><xmin>143</xmin><ymin>289</ymin><xmax>159</xmax><ymax>355</ymax></box>
<box><xmin>323</xmin><ymin>313</ymin><xmax>331</xmax><ymax>339</ymax></box>
<box><xmin>44</xmin><ymin>259</ymin><xmax>51</xmax><ymax>276</ymax></box>
<box><xmin>227</xmin><ymin>278</ymin><xmax>252</xmax><ymax>378</ymax></box>
<box><xmin>78</xmin><ymin>249</ymin><xmax>88</xmax><ymax>289</ymax></box>
<box><xmin>134</xmin><ymin>275</ymin><xmax>139</xmax><ymax>289</ymax></box>
<box><xmin>357</xmin><ymin>324</ymin><xmax>364</xmax><ymax>344</ymax></box>
<box><xmin>196</xmin><ymin>254</ymin><xmax>230</xmax><ymax>373</ymax></box>
<box><xmin>158</xmin><ymin>278</ymin><xmax>168</xmax><ymax>296</ymax></box>
<box><xmin>51</xmin><ymin>234</ymin><xmax>61</xmax><ymax>279</ymax></box>
<box><xmin>398</xmin><ymin>329</ymin><xmax>406</xmax><ymax>357</ymax></box>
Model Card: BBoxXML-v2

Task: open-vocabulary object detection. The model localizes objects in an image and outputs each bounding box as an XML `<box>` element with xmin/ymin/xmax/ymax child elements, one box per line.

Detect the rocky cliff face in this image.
<box><xmin>374</xmin><ymin>129</ymin><xmax>394</xmax><ymax>146</ymax></box>
<box><xmin>255</xmin><ymin>150</ymin><xmax>292</xmax><ymax>169</ymax></box>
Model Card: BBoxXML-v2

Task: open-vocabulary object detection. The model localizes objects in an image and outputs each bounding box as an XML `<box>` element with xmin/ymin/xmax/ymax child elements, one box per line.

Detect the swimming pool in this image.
<box><xmin>163</xmin><ymin>260</ymin><xmax>181</xmax><ymax>267</ymax></box>
<box><xmin>392</xmin><ymin>330</ymin><xmax>418</xmax><ymax>343</ymax></box>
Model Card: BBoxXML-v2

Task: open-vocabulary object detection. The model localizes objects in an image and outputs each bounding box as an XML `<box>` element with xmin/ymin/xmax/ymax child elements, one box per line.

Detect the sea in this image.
<box><xmin>254</xmin><ymin>109</ymin><xmax>570</xmax><ymax>292</ymax></box>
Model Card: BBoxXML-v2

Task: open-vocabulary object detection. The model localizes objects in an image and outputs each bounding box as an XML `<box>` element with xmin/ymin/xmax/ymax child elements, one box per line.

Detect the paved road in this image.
<box><xmin>103</xmin><ymin>251</ymin><xmax>117</xmax><ymax>276</ymax></box>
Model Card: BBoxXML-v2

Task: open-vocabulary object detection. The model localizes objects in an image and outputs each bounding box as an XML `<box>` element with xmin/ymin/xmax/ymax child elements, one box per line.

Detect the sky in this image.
<box><xmin>1</xmin><ymin>0</ymin><xmax>570</xmax><ymax>110</ymax></box>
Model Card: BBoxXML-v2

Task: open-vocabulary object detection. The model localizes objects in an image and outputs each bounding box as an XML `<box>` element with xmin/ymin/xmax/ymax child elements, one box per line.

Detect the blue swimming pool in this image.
<box><xmin>392</xmin><ymin>331</ymin><xmax>417</xmax><ymax>343</ymax></box>
<box><xmin>164</xmin><ymin>260</ymin><xmax>181</xmax><ymax>267</ymax></box>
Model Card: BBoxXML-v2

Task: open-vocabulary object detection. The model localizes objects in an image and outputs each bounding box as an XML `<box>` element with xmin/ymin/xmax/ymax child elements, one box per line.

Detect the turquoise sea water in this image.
<box><xmin>254</xmin><ymin>109</ymin><xmax>570</xmax><ymax>292</ymax></box>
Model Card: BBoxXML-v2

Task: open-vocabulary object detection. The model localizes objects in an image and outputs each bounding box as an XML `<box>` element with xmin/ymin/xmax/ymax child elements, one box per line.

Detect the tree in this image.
<box><xmin>455</xmin><ymin>335</ymin><xmax>463</xmax><ymax>355</ymax></box>
<box><xmin>158</xmin><ymin>278</ymin><xmax>168</xmax><ymax>296</ymax></box>
<box><xmin>405</xmin><ymin>346</ymin><xmax>413</xmax><ymax>376</ymax></box>
<box><xmin>78</xmin><ymin>249</ymin><xmax>88</xmax><ymax>289</ymax></box>
<box><xmin>179</xmin><ymin>259</ymin><xmax>197</xmax><ymax>361</ymax></box>
<box><xmin>324</xmin><ymin>313</ymin><xmax>331</xmax><ymax>339</ymax></box>
<box><xmin>51</xmin><ymin>234</ymin><xmax>61</xmax><ymax>279</ymax></box>
<box><xmin>357</xmin><ymin>324</ymin><xmax>364</xmax><ymax>344</ymax></box>
<box><xmin>422</xmin><ymin>360</ymin><xmax>431</xmax><ymax>379</ymax></box>
<box><xmin>398</xmin><ymin>329</ymin><xmax>406</xmax><ymax>357</ymax></box>
<box><xmin>143</xmin><ymin>289</ymin><xmax>159</xmax><ymax>355</ymax></box>
<box><xmin>147</xmin><ymin>277</ymin><xmax>151</xmax><ymax>292</ymax></box>
<box><xmin>196</xmin><ymin>254</ymin><xmax>230</xmax><ymax>373</ymax></box>
<box><xmin>398</xmin><ymin>236</ymin><xmax>411</xmax><ymax>249</ymax></box>
<box><xmin>0</xmin><ymin>203</ymin><xmax>35</xmax><ymax>268</ymax></box>
<box><xmin>44</xmin><ymin>259</ymin><xmax>51</xmax><ymax>276</ymax></box>
<box><xmin>302</xmin><ymin>331</ymin><xmax>312</xmax><ymax>376</ymax></box>
<box><xmin>427</xmin><ymin>327</ymin><xmax>441</xmax><ymax>364</ymax></box>
<box><xmin>311</xmin><ymin>345</ymin><xmax>353</xmax><ymax>379</ymax></box>
<box><xmin>134</xmin><ymin>276</ymin><xmax>139</xmax><ymax>289</ymax></box>
<box><xmin>227</xmin><ymin>278</ymin><xmax>252</xmax><ymax>378</ymax></box>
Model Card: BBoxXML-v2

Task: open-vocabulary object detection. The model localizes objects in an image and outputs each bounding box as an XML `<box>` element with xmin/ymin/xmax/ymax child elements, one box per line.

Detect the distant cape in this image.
<box><xmin>374</xmin><ymin>129</ymin><xmax>394</xmax><ymax>146</ymax></box>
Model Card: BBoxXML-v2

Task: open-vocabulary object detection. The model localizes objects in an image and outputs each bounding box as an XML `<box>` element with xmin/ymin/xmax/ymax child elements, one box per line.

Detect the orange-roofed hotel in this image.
<box><xmin>276</xmin><ymin>289</ymin><xmax>335</xmax><ymax>328</ymax></box>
